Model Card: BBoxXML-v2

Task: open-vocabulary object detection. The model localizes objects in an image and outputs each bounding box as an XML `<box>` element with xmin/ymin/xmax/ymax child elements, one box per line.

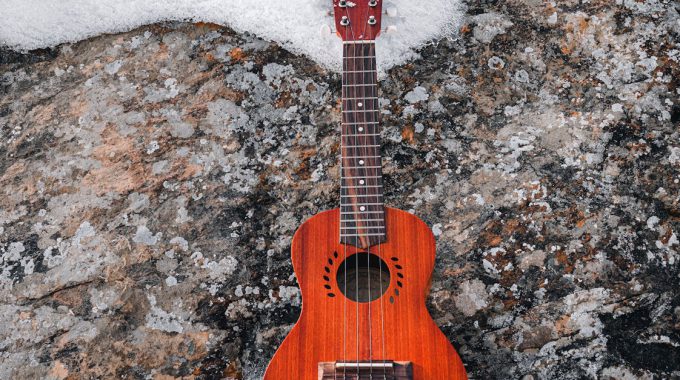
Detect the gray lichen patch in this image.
<box><xmin>1</xmin><ymin>3</ymin><xmax>679</xmax><ymax>379</ymax></box>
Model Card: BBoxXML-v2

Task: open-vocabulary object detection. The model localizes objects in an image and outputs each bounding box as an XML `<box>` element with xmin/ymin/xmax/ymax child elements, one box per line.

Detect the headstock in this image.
<box><xmin>333</xmin><ymin>0</ymin><xmax>384</xmax><ymax>41</ymax></box>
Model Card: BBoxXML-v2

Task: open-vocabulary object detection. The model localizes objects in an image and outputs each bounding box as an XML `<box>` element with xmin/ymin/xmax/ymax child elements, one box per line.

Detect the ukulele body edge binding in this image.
<box><xmin>265</xmin><ymin>1</ymin><xmax>468</xmax><ymax>378</ymax></box>
<box><xmin>264</xmin><ymin>208</ymin><xmax>467</xmax><ymax>379</ymax></box>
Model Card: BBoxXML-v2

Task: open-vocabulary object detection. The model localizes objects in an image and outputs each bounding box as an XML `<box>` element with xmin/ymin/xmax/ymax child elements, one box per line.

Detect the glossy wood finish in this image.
<box><xmin>340</xmin><ymin>41</ymin><xmax>385</xmax><ymax>249</ymax></box>
<box><xmin>333</xmin><ymin>0</ymin><xmax>383</xmax><ymax>42</ymax></box>
<box><xmin>264</xmin><ymin>207</ymin><xmax>468</xmax><ymax>380</ymax></box>
<box><xmin>318</xmin><ymin>361</ymin><xmax>412</xmax><ymax>379</ymax></box>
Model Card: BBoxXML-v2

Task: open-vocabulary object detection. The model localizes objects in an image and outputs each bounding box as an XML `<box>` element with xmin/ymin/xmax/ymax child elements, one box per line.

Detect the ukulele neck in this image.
<box><xmin>340</xmin><ymin>41</ymin><xmax>386</xmax><ymax>249</ymax></box>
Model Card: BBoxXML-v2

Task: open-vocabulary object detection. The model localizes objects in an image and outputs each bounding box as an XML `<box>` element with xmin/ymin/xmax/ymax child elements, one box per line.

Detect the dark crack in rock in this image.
<box><xmin>1</xmin><ymin>1</ymin><xmax>679</xmax><ymax>379</ymax></box>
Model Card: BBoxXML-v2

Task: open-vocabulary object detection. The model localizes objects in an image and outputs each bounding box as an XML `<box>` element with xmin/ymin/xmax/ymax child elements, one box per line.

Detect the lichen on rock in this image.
<box><xmin>1</xmin><ymin>1</ymin><xmax>679</xmax><ymax>378</ymax></box>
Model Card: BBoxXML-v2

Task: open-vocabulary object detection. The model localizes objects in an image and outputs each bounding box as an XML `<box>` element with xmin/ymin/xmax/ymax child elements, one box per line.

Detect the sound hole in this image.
<box><xmin>336</xmin><ymin>253</ymin><xmax>390</xmax><ymax>303</ymax></box>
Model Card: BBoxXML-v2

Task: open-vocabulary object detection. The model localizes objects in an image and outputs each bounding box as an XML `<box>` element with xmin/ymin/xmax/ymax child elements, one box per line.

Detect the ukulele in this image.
<box><xmin>264</xmin><ymin>1</ymin><xmax>468</xmax><ymax>379</ymax></box>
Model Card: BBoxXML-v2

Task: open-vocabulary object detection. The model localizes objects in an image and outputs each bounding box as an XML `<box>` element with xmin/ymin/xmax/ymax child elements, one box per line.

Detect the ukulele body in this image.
<box><xmin>264</xmin><ymin>207</ymin><xmax>468</xmax><ymax>379</ymax></box>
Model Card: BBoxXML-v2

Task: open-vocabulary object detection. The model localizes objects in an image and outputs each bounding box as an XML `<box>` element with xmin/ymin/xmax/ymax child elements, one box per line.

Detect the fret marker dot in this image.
<box><xmin>360</xmin><ymin>206</ymin><xmax>366</xmax><ymax>211</ymax></box>
<box><xmin>358</xmin><ymin>127</ymin><xmax>364</xmax><ymax>132</ymax></box>
<box><xmin>359</xmin><ymin>160</ymin><xmax>365</xmax><ymax>165</ymax></box>
<box><xmin>359</xmin><ymin>180</ymin><xmax>365</xmax><ymax>185</ymax></box>
<box><xmin>357</xmin><ymin>102</ymin><xmax>363</xmax><ymax>107</ymax></box>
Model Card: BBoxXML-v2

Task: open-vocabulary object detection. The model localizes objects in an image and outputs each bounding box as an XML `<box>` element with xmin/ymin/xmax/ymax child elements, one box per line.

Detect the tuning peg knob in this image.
<box><xmin>320</xmin><ymin>24</ymin><xmax>334</xmax><ymax>35</ymax></box>
<box><xmin>384</xmin><ymin>25</ymin><xmax>398</xmax><ymax>34</ymax></box>
<box><xmin>385</xmin><ymin>6</ymin><xmax>398</xmax><ymax>17</ymax></box>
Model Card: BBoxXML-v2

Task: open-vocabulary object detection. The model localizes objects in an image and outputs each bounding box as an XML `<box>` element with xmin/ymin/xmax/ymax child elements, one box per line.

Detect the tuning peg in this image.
<box><xmin>320</xmin><ymin>24</ymin><xmax>335</xmax><ymax>35</ymax></box>
<box><xmin>384</xmin><ymin>25</ymin><xmax>398</xmax><ymax>34</ymax></box>
<box><xmin>385</xmin><ymin>6</ymin><xmax>398</xmax><ymax>17</ymax></box>
<box><xmin>323</xmin><ymin>9</ymin><xmax>334</xmax><ymax>17</ymax></box>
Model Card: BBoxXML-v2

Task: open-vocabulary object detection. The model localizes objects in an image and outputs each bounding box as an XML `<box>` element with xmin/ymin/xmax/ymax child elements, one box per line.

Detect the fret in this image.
<box><xmin>342</xmin><ymin>128</ymin><xmax>379</xmax><ymax>133</ymax></box>
<box><xmin>341</xmin><ymin>192</ymin><xmax>383</xmax><ymax>196</ymax></box>
<box><xmin>341</xmin><ymin>135</ymin><xmax>379</xmax><ymax>140</ymax></box>
<box><xmin>341</xmin><ymin>218</ymin><xmax>384</xmax><ymax>222</ymax></box>
<box><xmin>340</xmin><ymin>223</ymin><xmax>385</xmax><ymax>228</ymax></box>
<box><xmin>341</xmin><ymin>223</ymin><xmax>384</xmax><ymax>227</ymax></box>
<box><xmin>340</xmin><ymin>226</ymin><xmax>386</xmax><ymax>230</ymax></box>
<box><xmin>341</xmin><ymin>230</ymin><xmax>386</xmax><ymax>234</ymax></box>
<box><xmin>342</xmin><ymin>92</ymin><xmax>378</xmax><ymax>98</ymax></box>
<box><xmin>342</xmin><ymin>121</ymin><xmax>379</xmax><ymax>125</ymax></box>
<box><xmin>342</xmin><ymin>104</ymin><xmax>378</xmax><ymax>108</ymax></box>
<box><xmin>341</xmin><ymin>163</ymin><xmax>381</xmax><ymax>167</ymax></box>
<box><xmin>342</xmin><ymin>166</ymin><xmax>382</xmax><ymax>170</ymax></box>
<box><xmin>341</xmin><ymin>177</ymin><xmax>383</xmax><ymax>181</ymax></box>
<box><xmin>341</xmin><ymin>226</ymin><xmax>385</xmax><ymax>229</ymax></box>
<box><xmin>340</xmin><ymin>181</ymin><xmax>383</xmax><ymax>186</ymax></box>
<box><xmin>343</xmin><ymin>115</ymin><xmax>378</xmax><ymax>119</ymax></box>
<box><xmin>342</xmin><ymin>118</ymin><xmax>378</xmax><ymax>122</ymax></box>
<box><xmin>342</xmin><ymin>77</ymin><xmax>376</xmax><ymax>82</ymax></box>
<box><xmin>340</xmin><ymin>233</ymin><xmax>385</xmax><ymax>237</ymax></box>
<box><xmin>343</xmin><ymin>103</ymin><xmax>378</xmax><ymax>109</ymax></box>
<box><xmin>340</xmin><ymin>210</ymin><xmax>384</xmax><ymax>215</ymax></box>
<box><xmin>343</xmin><ymin>119</ymin><xmax>378</xmax><ymax>124</ymax></box>
<box><xmin>341</xmin><ymin>177</ymin><xmax>382</xmax><ymax>180</ymax></box>
<box><xmin>342</xmin><ymin>133</ymin><xmax>380</xmax><ymax>137</ymax></box>
<box><xmin>343</xmin><ymin>97</ymin><xmax>379</xmax><ymax>100</ymax></box>
<box><xmin>342</xmin><ymin>73</ymin><xmax>376</xmax><ymax>77</ymax></box>
<box><xmin>343</xmin><ymin>185</ymin><xmax>382</xmax><ymax>194</ymax></box>
<box><xmin>342</xmin><ymin>119</ymin><xmax>378</xmax><ymax>123</ymax></box>
<box><xmin>341</xmin><ymin>186</ymin><xmax>382</xmax><ymax>191</ymax></box>
<box><xmin>340</xmin><ymin>155</ymin><xmax>382</xmax><ymax>159</ymax></box>
<box><xmin>343</xmin><ymin>103</ymin><xmax>379</xmax><ymax>108</ymax></box>
<box><xmin>343</xmin><ymin>40</ymin><xmax>376</xmax><ymax>44</ymax></box>
<box><xmin>340</xmin><ymin>224</ymin><xmax>384</xmax><ymax>227</ymax></box>
<box><xmin>340</xmin><ymin>41</ymin><xmax>385</xmax><ymax>249</ymax></box>
<box><xmin>340</xmin><ymin>189</ymin><xmax>383</xmax><ymax>194</ymax></box>
<box><xmin>342</xmin><ymin>124</ymin><xmax>378</xmax><ymax>129</ymax></box>
<box><xmin>341</xmin><ymin>223</ymin><xmax>385</xmax><ymax>226</ymax></box>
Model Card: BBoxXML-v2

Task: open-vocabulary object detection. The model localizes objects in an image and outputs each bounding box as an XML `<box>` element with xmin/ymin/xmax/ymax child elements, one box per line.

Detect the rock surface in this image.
<box><xmin>1</xmin><ymin>1</ymin><xmax>679</xmax><ymax>379</ymax></box>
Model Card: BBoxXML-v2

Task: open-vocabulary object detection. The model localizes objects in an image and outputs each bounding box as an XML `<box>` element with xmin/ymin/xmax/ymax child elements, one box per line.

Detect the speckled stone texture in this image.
<box><xmin>1</xmin><ymin>1</ymin><xmax>679</xmax><ymax>379</ymax></box>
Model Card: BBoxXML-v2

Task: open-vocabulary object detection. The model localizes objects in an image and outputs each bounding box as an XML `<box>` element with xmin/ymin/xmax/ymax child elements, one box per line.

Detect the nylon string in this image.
<box><xmin>341</xmin><ymin>4</ymin><xmax>385</xmax><ymax>378</ymax></box>
<box><xmin>360</xmin><ymin>8</ymin><xmax>377</xmax><ymax>380</ymax></box>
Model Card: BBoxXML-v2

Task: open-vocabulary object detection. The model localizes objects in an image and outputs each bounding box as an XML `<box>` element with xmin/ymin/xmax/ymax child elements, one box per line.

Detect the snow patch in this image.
<box><xmin>0</xmin><ymin>0</ymin><xmax>464</xmax><ymax>72</ymax></box>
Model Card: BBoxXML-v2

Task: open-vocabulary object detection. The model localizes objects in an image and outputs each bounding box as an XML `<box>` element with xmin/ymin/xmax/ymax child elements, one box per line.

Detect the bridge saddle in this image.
<box><xmin>318</xmin><ymin>361</ymin><xmax>412</xmax><ymax>379</ymax></box>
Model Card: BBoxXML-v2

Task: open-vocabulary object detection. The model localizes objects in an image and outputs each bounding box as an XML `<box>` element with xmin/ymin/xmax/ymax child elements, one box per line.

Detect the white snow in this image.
<box><xmin>0</xmin><ymin>0</ymin><xmax>464</xmax><ymax>71</ymax></box>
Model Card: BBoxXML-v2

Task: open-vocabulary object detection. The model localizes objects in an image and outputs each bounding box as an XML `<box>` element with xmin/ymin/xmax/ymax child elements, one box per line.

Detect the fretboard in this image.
<box><xmin>340</xmin><ymin>41</ymin><xmax>385</xmax><ymax>249</ymax></box>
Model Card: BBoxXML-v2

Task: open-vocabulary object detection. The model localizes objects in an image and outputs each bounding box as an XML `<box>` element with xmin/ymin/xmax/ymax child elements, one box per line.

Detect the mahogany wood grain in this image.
<box><xmin>340</xmin><ymin>41</ymin><xmax>385</xmax><ymax>249</ymax></box>
<box><xmin>264</xmin><ymin>207</ymin><xmax>468</xmax><ymax>380</ymax></box>
<box><xmin>333</xmin><ymin>0</ymin><xmax>383</xmax><ymax>42</ymax></box>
